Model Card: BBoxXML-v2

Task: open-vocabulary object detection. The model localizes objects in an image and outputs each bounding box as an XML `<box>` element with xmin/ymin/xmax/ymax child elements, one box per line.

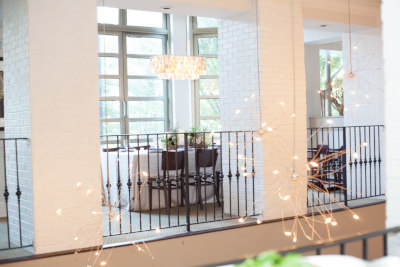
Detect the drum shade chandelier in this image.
<box><xmin>150</xmin><ymin>16</ymin><xmax>206</xmax><ymax>80</ymax></box>
<box><xmin>150</xmin><ymin>55</ymin><xmax>206</xmax><ymax>80</ymax></box>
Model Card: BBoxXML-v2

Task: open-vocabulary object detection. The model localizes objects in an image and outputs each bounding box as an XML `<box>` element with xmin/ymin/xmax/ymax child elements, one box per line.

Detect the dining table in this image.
<box><xmin>101</xmin><ymin>147</ymin><xmax>222</xmax><ymax>211</ymax></box>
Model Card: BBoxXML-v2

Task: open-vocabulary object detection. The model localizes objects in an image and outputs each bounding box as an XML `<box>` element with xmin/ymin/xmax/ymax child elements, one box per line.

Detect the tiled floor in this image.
<box><xmin>0</xmin><ymin>218</ymin><xmax>34</xmax><ymax>261</ymax></box>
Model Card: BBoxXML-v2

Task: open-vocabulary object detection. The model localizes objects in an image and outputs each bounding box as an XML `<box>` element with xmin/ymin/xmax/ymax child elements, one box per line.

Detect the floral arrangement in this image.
<box><xmin>188</xmin><ymin>127</ymin><xmax>212</xmax><ymax>148</ymax></box>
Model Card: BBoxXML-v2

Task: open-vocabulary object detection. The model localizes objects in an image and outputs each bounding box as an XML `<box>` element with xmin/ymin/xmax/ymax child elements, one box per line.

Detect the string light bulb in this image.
<box><xmin>284</xmin><ymin>231</ymin><xmax>292</xmax><ymax>236</ymax></box>
<box><xmin>353</xmin><ymin>214</ymin><xmax>360</xmax><ymax>220</ymax></box>
<box><xmin>238</xmin><ymin>217</ymin><xmax>244</xmax><ymax>223</ymax></box>
<box><xmin>100</xmin><ymin>261</ymin><xmax>107</xmax><ymax>266</ymax></box>
<box><xmin>57</xmin><ymin>209</ymin><xmax>62</xmax><ymax>215</ymax></box>
<box><xmin>257</xmin><ymin>219</ymin><xmax>262</xmax><ymax>224</ymax></box>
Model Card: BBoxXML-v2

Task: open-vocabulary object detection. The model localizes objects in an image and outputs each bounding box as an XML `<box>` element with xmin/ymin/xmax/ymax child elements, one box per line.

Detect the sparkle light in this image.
<box><xmin>150</xmin><ymin>55</ymin><xmax>206</xmax><ymax>80</ymax></box>
<box><xmin>273</xmin><ymin>170</ymin><xmax>279</xmax><ymax>175</ymax></box>
<box><xmin>267</xmin><ymin>127</ymin><xmax>273</xmax><ymax>132</ymax></box>
<box><xmin>76</xmin><ymin>182</ymin><xmax>82</xmax><ymax>187</ymax></box>
<box><xmin>284</xmin><ymin>231</ymin><xmax>292</xmax><ymax>236</ymax></box>
<box><xmin>309</xmin><ymin>161</ymin><xmax>319</xmax><ymax>168</ymax></box>
<box><xmin>363</xmin><ymin>142</ymin><xmax>368</xmax><ymax>147</ymax></box>
<box><xmin>57</xmin><ymin>209</ymin><xmax>62</xmax><ymax>215</ymax></box>
<box><xmin>353</xmin><ymin>214</ymin><xmax>360</xmax><ymax>220</ymax></box>
<box><xmin>155</xmin><ymin>228</ymin><xmax>161</xmax><ymax>233</ymax></box>
<box><xmin>331</xmin><ymin>221</ymin><xmax>338</xmax><ymax>226</ymax></box>
<box><xmin>293</xmin><ymin>155</ymin><xmax>298</xmax><ymax>160</ymax></box>
<box><xmin>291</xmin><ymin>113</ymin><xmax>296</xmax><ymax>118</ymax></box>
<box><xmin>257</xmin><ymin>219</ymin><xmax>262</xmax><ymax>224</ymax></box>
<box><xmin>293</xmin><ymin>236</ymin><xmax>297</xmax><ymax>243</ymax></box>
<box><xmin>238</xmin><ymin>217</ymin><xmax>244</xmax><ymax>223</ymax></box>
<box><xmin>100</xmin><ymin>261</ymin><xmax>107</xmax><ymax>266</ymax></box>
<box><xmin>262</xmin><ymin>122</ymin><xmax>267</xmax><ymax>128</ymax></box>
<box><xmin>353</xmin><ymin>152</ymin><xmax>359</xmax><ymax>159</ymax></box>
<box><xmin>325</xmin><ymin>217</ymin><xmax>332</xmax><ymax>224</ymax></box>
<box><xmin>279</xmin><ymin>101</ymin><xmax>285</xmax><ymax>106</ymax></box>
<box><xmin>326</xmin><ymin>119</ymin><xmax>333</xmax><ymax>124</ymax></box>
<box><xmin>74</xmin><ymin>237</ymin><xmax>79</xmax><ymax>241</ymax></box>
<box><xmin>235</xmin><ymin>109</ymin><xmax>241</xmax><ymax>115</ymax></box>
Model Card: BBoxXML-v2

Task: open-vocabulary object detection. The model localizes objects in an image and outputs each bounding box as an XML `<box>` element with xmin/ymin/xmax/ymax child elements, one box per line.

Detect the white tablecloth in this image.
<box><xmin>101</xmin><ymin>148</ymin><xmax>221</xmax><ymax>211</ymax></box>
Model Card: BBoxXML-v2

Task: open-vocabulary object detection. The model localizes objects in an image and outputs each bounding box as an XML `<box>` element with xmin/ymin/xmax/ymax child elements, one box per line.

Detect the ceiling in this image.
<box><xmin>303</xmin><ymin>18</ymin><xmax>375</xmax><ymax>44</ymax></box>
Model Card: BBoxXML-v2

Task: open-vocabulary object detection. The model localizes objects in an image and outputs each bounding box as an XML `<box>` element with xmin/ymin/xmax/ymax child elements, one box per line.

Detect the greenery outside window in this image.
<box><xmin>97</xmin><ymin>7</ymin><xmax>170</xmax><ymax>136</ymax></box>
<box><xmin>319</xmin><ymin>49</ymin><xmax>344</xmax><ymax>117</ymax></box>
<box><xmin>192</xmin><ymin>17</ymin><xmax>220</xmax><ymax>130</ymax></box>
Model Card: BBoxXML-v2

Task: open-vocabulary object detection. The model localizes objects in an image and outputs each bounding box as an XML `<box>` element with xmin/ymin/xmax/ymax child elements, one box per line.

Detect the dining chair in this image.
<box><xmin>189</xmin><ymin>148</ymin><xmax>220</xmax><ymax>210</ymax></box>
<box><xmin>148</xmin><ymin>150</ymin><xmax>185</xmax><ymax>212</ymax></box>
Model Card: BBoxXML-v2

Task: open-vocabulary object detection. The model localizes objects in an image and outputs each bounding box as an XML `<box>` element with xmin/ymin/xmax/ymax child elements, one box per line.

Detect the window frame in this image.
<box><xmin>98</xmin><ymin>9</ymin><xmax>171</xmax><ymax>136</ymax></box>
<box><xmin>191</xmin><ymin>17</ymin><xmax>219</xmax><ymax>129</ymax></box>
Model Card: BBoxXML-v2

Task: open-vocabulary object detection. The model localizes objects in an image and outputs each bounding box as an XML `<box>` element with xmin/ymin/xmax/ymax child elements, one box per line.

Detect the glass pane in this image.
<box><xmin>101</xmin><ymin>122</ymin><xmax>121</xmax><ymax>136</ymax></box>
<box><xmin>197</xmin><ymin>37</ymin><xmax>218</xmax><ymax>55</ymax></box>
<box><xmin>203</xmin><ymin>58</ymin><xmax>218</xmax><ymax>75</ymax></box>
<box><xmin>128</xmin><ymin>101</ymin><xmax>164</xmax><ymax>118</ymax></box>
<box><xmin>98</xmin><ymin>35</ymin><xmax>119</xmax><ymax>54</ymax></box>
<box><xmin>199</xmin><ymin>79</ymin><xmax>219</xmax><ymax>96</ymax></box>
<box><xmin>97</xmin><ymin>7</ymin><xmax>119</xmax><ymax>25</ymax></box>
<box><xmin>128</xmin><ymin>79</ymin><xmax>163</xmax><ymax>97</ymax></box>
<box><xmin>98</xmin><ymin>57</ymin><xmax>119</xmax><ymax>75</ymax></box>
<box><xmin>129</xmin><ymin>121</ymin><xmax>164</xmax><ymax>134</ymax></box>
<box><xmin>200</xmin><ymin>119</ymin><xmax>221</xmax><ymax>131</ymax></box>
<box><xmin>100</xmin><ymin>101</ymin><xmax>120</xmax><ymax>119</ymax></box>
<box><xmin>127</xmin><ymin>58</ymin><xmax>153</xmax><ymax>76</ymax></box>
<box><xmin>127</xmin><ymin>10</ymin><xmax>163</xmax><ymax>28</ymax></box>
<box><xmin>200</xmin><ymin>99</ymin><xmax>220</xmax><ymax>116</ymax></box>
<box><xmin>99</xmin><ymin>79</ymin><xmax>120</xmax><ymax>97</ymax></box>
<box><xmin>196</xmin><ymin>17</ymin><xmax>219</xmax><ymax>28</ymax></box>
<box><xmin>126</xmin><ymin>37</ymin><xmax>163</xmax><ymax>55</ymax></box>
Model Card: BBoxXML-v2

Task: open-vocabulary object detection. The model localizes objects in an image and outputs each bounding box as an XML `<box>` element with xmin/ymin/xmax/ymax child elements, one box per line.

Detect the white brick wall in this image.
<box><xmin>3</xmin><ymin>0</ymin><xmax>34</xmax><ymax>247</ymax></box>
<box><xmin>3</xmin><ymin>0</ymin><xmax>103</xmax><ymax>254</ymax></box>
<box><xmin>219</xmin><ymin>0</ymin><xmax>308</xmax><ymax>220</ymax></box>
<box><xmin>342</xmin><ymin>28</ymin><xmax>386</xmax><ymax>200</ymax></box>
<box><xmin>382</xmin><ymin>0</ymin><xmax>400</xmax><ymax>256</ymax></box>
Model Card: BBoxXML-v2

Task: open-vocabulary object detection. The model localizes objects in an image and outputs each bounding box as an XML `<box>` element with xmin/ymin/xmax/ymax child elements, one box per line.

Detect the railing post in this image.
<box><xmin>343</xmin><ymin>127</ymin><xmax>348</xmax><ymax>206</ymax></box>
<box><xmin>184</xmin><ymin>133</ymin><xmax>191</xmax><ymax>232</ymax></box>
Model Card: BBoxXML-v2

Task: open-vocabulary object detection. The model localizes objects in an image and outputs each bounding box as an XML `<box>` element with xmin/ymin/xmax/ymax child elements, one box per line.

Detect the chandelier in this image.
<box><xmin>150</xmin><ymin>55</ymin><xmax>206</xmax><ymax>80</ymax></box>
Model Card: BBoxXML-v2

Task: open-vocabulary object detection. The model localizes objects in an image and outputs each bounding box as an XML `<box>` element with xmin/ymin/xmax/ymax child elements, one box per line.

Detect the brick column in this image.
<box><xmin>219</xmin><ymin>0</ymin><xmax>307</xmax><ymax>220</ymax></box>
<box><xmin>3</xmin><ymin>0</ymin><xmax>102</xmax><ymax>254</ymax></box>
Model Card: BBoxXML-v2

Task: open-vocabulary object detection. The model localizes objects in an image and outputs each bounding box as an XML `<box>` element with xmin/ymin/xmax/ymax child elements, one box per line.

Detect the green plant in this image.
<box><xmin>236</xmin><ymin>251</ymin><xmax>311</xmax><ymax>267</ymax></box>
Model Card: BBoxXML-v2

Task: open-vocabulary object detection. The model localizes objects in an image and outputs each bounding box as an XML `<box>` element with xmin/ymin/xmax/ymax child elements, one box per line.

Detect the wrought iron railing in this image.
<box><xmin>307</xmin><ymin>125</ymin><xmax>385</xmax><ymax>207</ymax></box>
<box><xmin>0</xmin><ymin>138</ymin><xmax>32</xmax><ymax>251</ymax></box>
<box><xmin>281</xmin><ymin>226</ymin><xmax>400</xmax><ymax>259</ymax></box>
<box><xmin>100</xmin><ymin>131</ymin><xmax>260</xmax><ymax>237</ymax></box>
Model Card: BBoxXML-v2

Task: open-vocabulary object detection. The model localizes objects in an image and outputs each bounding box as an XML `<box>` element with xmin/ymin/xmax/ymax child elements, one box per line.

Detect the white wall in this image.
<box><xmin>3</xmin><ymin>0</ymin><xmax>103</xmax><ymax>254</ymax></box>
<box><xmin>170</xmin><ymin>15</ymin><xmax>193</xmax><ymax>130</ymax></box>
<box><xmin>3</xmin><ymin>0</ymin><xmax>34</xmax><ymax>248</ymax></box>
<box><xmin>219</xmin><ymin>0</ymin><xmax>308</xmax><ymax>220</ymax></box>
<box><xmin>382</xmin><ymin>0</ymin><xmax>400</xmax><ymax>256</ymax></box>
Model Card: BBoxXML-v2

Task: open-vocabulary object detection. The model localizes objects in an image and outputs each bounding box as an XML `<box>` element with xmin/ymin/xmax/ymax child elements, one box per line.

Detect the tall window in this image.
<box><xmin>319</xmin><ymin>49</ymin><xmax>344</xmax><ymax>117</ymax></box>
<box><xmin>192</xmin><ymin>17</ymin><xmax>220</xmax><ymax>130</ymax></box>
<box><xmin>97</xmin><ymin>7</ymin><xmax>169</xmax><ymax>136</ymax></box>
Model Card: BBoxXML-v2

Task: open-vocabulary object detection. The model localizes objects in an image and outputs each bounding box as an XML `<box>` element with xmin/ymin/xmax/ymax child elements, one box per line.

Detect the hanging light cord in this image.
<box><xmin>348</xmin><ymin>0</ymin><xmax>353</xmax><ymax>74</ymax></box>
<box><xmin>255</xmin><ymin>0</ymin><xmax>263</xmax><ymax>130</ymax></box>
<box><xmin>290</xmin><ymin>0</ymin><xmax>296</xmax><ymax>172</ymax></box>
<box><xmin>102</xmin><ymin>0</ymin><xmax>109</xmax><ymax>136</ymax></box>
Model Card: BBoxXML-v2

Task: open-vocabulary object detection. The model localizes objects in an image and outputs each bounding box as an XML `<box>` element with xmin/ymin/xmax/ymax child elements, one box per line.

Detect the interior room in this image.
<box><xmin>0</xmin><ymin>0</ymin><xmax>399</xmax><ymax>266</ymax></box>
